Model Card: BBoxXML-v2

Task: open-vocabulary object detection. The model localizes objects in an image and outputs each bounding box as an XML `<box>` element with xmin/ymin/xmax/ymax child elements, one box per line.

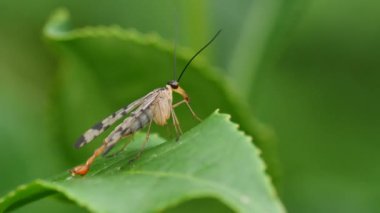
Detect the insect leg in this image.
<box><xmin>172</xmin><ymin>99</ymin><xmax>186</xmax><ymax>108</ymax></box>
<box><xmin>171</xmin><ymin>108</ymin><xmax>183</xmax><ymax>141</ymax></box>
<box><xmin>131</xmin><ymin>119</ymin><xmax>153</xmax><ymax>161</ymax></box>
<box><xmin>173</xmin><ymin>99</ymin><xmax>202</xmax><ymax>121</ymax></box>
<box><xmin>170</xmin><ymin>108</ymin><xmax>180</xmax><ymax>139</ymax></box>
<box><xmin>184</xmin><ymin>101</ymin><xmax>202</xmax><ymax>121</ymax></box>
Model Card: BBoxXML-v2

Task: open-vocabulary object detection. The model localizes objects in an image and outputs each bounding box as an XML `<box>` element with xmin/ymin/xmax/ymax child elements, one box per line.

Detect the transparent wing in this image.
<box><xmin>74</xmin><ymin>90</ymin><xmax>158</xmax><ymax>148</ymax></box>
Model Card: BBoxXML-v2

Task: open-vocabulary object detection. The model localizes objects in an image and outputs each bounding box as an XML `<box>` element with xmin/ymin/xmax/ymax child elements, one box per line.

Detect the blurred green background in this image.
<box><xmin>1</xmin><ymin>0</ymin><xmax>379</xmax><ymax>212</ymax></box>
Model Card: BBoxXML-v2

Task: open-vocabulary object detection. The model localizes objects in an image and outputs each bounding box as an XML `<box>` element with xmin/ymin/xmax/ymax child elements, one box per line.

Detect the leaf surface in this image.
<box><xmin>0</xmin><ymin>111</ymin><xmax>284</xmax><ymax>213</ymax></box>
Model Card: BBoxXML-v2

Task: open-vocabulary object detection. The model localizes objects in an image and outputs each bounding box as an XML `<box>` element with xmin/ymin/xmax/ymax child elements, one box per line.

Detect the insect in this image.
<box><xmin>70</xmin><ymin>30</ymin><xmax>221</xmax><ymax>176</ymax></box>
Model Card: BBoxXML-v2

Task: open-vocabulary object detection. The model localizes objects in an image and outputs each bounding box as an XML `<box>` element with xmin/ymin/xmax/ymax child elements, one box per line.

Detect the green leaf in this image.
<box><xmin>0</xmin><ymin>111</ymin><xmax>284</xmax><ymax>213</ymax></box>
<box><xmin>43</xmin><ymin>8</ymin><xmax>280</xmax><ymax>181</ymax></box>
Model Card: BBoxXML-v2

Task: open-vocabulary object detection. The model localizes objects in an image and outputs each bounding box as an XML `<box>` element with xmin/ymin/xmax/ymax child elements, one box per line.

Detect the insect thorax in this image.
<box><xmin>152</xmin><ymin>86</ymin><xmax>173</xmax><ymax>126</ymax></box>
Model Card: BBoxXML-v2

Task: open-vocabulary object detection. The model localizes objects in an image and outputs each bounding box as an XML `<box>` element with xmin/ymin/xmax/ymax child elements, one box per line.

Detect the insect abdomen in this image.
<box><xmin>130</xmin><ymin>109</ymin><xmax>154</xmax><ymax>133</ymax></box>
<box><xmin>104</xmin><ymin>109</ymin><xmax>153</xmax><ymax>146</ymax></box>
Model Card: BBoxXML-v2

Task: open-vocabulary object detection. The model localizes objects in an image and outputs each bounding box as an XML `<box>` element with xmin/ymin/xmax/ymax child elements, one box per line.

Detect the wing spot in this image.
<box><xmin>75</xmin><ymin>135</ymin><xmax>86</xmax><ymax>148</ymax></box>
<box><xmin>92</xmin><ymin>122</ymin><xmax>103</xmax><ymax>130</ymax></box>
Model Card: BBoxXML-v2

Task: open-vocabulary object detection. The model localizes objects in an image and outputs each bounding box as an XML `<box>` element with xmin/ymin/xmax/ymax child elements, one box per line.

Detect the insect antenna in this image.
<box><xmin>173</xmin><ymin>13</ymin><xmax>178</xmax><ymax>80</ymax></box>
<box><xmin>177</xmin><ymin>29</ymin><xmax>222</xmax><ymax>82</ymax></box>
<box><xmin>173</xmin><ymin>34</ymin><xmax>177</xmax><ymax>80</ymax></box>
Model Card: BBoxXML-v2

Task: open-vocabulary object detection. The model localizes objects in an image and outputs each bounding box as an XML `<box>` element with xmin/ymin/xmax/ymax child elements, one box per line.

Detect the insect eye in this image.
<box><xmin>167</xmin><ymin>80</ymin><xmax>179</xmax><ymax>89</ymax></box>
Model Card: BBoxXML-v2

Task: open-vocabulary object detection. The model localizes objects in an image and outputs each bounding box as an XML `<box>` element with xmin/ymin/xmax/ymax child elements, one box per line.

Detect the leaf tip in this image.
<box><xmin>211</xmin><ymin>108</ymin><xmax>231</xmax><ymax>120</ymax></box>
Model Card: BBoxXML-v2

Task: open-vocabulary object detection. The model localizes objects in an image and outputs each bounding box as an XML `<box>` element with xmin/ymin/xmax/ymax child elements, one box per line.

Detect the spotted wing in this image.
<box><xmin>99</xmin><ymin>89</ymin><xmax>160</xmax><ymax>155</ymax></box>
<box><xmin>74</xmin><ymin>95</ymin><xmax>147</xmax><ymax>148</ymax></box>
<box><xmin>133</xmin><ymin>88</ymin><xmax>163</xmax><ymax>113</ymax></box>
<box><xmin>100</xmin><ymin>89</ymin><xmax>162</xmax><ymax>155</ymax></box>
